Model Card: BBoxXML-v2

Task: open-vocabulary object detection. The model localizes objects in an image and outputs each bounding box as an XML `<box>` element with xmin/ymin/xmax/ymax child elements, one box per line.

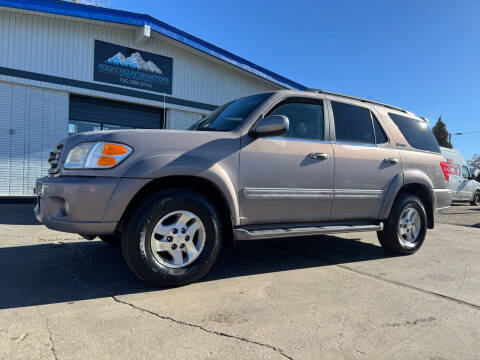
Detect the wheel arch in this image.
<box><xmin>381</xmin><ymin>170</ymin><xmax>435</xmax><ymax>229</ymax></box>
<box><xmin>116</xmin><ymin>175</ymin><xmax>236</xmax><ymax>247</ymax></box>
<box><xmin>383</xmin><ymin>182</ymin><xmax>435</xmax><ymax>229</ymax></box>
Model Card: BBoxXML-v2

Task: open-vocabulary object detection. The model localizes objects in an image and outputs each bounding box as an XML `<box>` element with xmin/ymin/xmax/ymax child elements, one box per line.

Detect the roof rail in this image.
<box><xmin>304</xmin><ymin>88</ymin><xmax>413</xmax><ymax>115</ymax></box>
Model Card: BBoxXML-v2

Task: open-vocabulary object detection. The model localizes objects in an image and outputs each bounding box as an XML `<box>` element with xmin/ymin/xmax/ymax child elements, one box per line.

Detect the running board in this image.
<box><xmin>234</xmin><ymin>222</ymin><xmax>383</xmax><ymax>241</ymax></box>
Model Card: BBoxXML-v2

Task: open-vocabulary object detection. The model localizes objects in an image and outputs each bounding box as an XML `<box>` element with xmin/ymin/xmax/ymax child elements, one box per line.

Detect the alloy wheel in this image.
<box><xmin>150</xmin><ymin>210</ymin><xmax>206</xmax><ymax>268</ymax></box>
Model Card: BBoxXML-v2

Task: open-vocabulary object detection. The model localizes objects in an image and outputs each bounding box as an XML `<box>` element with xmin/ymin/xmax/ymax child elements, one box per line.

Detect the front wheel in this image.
<box><xmin>377</xmin><ymin>193</ymin><xmax>427</xmax><ymax>255</ymax></box>
<box><xmin>470</xmin><ymin>191</ymin><xmax>480</xmax><ymax>206</ymax></box>
<box><xmin>121</xmin><ymin>190</ymin><xmax>222</xmax><ymax>287</ymax></box>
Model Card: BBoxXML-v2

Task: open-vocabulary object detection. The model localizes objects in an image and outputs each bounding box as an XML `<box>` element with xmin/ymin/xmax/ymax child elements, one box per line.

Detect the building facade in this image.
<box><xmin>0</xmin><ymin>0</ymin><xmax>304</xmax><ymax>196</ymax></box>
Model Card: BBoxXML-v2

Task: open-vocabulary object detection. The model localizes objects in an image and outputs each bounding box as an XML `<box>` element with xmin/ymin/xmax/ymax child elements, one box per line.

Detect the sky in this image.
<box><xmin>111</xmin><ymin>0</ymin><xmax>480</xmax><ymax>160</ymax></box>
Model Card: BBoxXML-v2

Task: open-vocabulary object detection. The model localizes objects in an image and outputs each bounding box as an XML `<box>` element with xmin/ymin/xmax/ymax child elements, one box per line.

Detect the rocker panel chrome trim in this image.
<box><xmin>334</xmin><ymin>189</ymin><xmax>384</xmax><ymax>199</ymax></box>
<box><xmin>235</xmin><ymin>222</ymin><xmax>384</xmax><ymax>240</ymax></box>
<box><xmin>243</xmin><ymin>188</ymin><xmax>384</xmax><ymax>200</ymax></box>
<box><xmin>243</xmin><ymin>188</ymin><xmax>333</xmax><ymax>199</ymax></box>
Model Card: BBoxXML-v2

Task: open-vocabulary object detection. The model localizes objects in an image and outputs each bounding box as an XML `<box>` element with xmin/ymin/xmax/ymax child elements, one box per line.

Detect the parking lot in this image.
<box><xmin>0</xmin><ymin>204</ymin><xmax>479</xmax><ymax>360</ymax></box>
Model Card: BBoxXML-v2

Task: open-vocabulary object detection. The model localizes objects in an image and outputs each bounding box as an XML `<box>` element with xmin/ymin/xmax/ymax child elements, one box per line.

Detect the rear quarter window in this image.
<box><xmin>388</xmin><ymin>113</ymin><xmax>440</xmax><ymax>153</ymax></box>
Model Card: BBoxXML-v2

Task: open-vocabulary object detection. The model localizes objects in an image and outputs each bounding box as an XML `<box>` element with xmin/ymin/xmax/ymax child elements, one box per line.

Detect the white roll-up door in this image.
<box><xmin>0</xmin><ymin>81</ymin><xmax>68</xmax><ymax>196</ymax></box>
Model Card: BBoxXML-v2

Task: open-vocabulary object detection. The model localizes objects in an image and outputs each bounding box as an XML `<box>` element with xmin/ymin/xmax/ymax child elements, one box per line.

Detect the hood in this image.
<box><xmin>58</xmin><ymin>128</ymin><xmax>240</xmax><ymax>178</ymax></box>
<box><xmin>63</xmin><ymin>128</ymin><xmax>230</xmax><ymax>154</ymax></box>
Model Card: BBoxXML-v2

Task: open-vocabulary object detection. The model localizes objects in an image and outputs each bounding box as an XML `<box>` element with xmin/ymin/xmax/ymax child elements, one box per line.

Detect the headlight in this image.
<box><xmin>64</xmin><ymin>142</ymin><xmax>133</xmax><ymax>169</ymax></box>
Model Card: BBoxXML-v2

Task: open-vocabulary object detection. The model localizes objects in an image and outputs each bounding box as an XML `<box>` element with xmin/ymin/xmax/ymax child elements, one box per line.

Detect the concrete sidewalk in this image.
<box><xmin>0</xmin><ymin>205</ymin><xmax>479</xmax><ymax>359</ymax></box>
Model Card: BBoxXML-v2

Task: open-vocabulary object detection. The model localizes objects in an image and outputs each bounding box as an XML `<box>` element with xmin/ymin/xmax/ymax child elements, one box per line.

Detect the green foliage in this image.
<box><xmin>432</xmin><ymin>117</ymin><xmax>453</xmax><ymax>149</ymax></box>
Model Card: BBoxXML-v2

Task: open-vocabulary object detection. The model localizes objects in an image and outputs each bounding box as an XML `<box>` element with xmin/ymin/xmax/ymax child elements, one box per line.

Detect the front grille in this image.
<box><xmin>48</xmin><ymin>142</ymin><xmax>64</xmax><ymax>174</ymax></box>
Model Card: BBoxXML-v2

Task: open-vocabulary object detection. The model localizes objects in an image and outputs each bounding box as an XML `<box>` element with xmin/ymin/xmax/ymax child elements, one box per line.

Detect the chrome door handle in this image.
<box><xmin>384</xmin><ymin>158</ymin><xmax>399</xmax><ymax>164</ymax></box>
<box><xmin>308</xmin><ymin>152</ymin><xmax>329</xmax><ymax>160</ymax></box>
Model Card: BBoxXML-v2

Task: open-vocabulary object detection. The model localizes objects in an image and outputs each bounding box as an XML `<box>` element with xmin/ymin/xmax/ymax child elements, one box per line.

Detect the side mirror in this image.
<box><xmin>252</xmin><ymin>115</ymin><xmax>289</xmax><ymax>138</ymax></box>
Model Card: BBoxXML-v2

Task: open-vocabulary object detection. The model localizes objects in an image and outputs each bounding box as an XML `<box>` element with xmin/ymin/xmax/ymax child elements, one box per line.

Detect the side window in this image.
<box><xmin>269</xmin><ymin>101</ymin><xmax>324</xmax><ymax>140</ymax></box>
<box><xmin>331</xmin><ymin>101</ymin><xmax>375</xmax><ymax>144</ymax></box>
<box><xmin>388</xmin><ymin>113</ymin><xmax>440</xmax><ymax>153</ymax></box>
<box><xmin>462</xmin><ymin>166</ymin><xmax>470</xmax><ymax>179</ymax></box>
<box><xmin>372</xmin><ymin>113</ymin><xmax>388</xmax><ymax>144</ymax></box>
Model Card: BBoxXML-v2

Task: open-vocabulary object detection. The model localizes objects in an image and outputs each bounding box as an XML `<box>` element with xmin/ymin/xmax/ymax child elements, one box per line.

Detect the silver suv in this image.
<box><xmin>35</xmin><ymin>90</ymin><xmax>452</xmax><ymax>286</ymax></box>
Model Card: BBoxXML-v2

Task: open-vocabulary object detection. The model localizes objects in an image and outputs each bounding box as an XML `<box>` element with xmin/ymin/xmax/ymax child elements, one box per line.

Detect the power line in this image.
<box><xmin>452</xmin><ymin>130</ymin><xmax>480</xmax><ymax>136</ymax></box>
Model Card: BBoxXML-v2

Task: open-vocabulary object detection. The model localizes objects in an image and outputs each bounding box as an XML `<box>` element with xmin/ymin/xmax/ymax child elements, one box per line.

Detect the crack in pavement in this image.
<box><xmin>36</xmin><ymin>308</ymin><xmax>58</xmax><ymax>360</ymax></box>
<box><xmin>58</xmin><ymin>265</ymin><xmax>293</xmax><ymax>360</ymax></box>
<box><xmin>276</xmin><ymin>246</ymin><xmax>480</xmax><ymax>311</ymax></box>
<box><xmin>111</xmin><ymin>296</ymin><xmax>293</xmax><ymax>360</ymax></box>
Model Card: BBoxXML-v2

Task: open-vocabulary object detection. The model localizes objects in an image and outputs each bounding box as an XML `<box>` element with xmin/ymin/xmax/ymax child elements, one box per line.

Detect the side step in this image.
<box><xmin>234</xmin><ymin>222</ymin><xmax>383</xmax><ymax>241</ymax></box>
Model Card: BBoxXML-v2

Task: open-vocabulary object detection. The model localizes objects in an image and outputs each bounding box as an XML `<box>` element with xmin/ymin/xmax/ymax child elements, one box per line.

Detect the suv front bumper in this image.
<box><xmin>35</xmin><ymin>176</ymin><xmax>150</xmax><ymax>235</ymax></box>
<box><xmin>34</xmin><ymin>176</ymin><xmax>120</xmax><ymax>235</ymax></box>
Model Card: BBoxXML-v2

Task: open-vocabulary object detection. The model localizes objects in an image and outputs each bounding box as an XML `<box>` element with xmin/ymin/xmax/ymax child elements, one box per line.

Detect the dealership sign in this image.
<box><xmin>94</xmin><ymin>40</ymin><xmax>173</xmax><ymax>94</ymax></box>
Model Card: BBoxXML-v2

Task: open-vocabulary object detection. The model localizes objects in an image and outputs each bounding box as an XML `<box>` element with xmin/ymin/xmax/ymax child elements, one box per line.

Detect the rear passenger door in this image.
<box><xmin>328</xmin><ymin>100</ymin><xmax>401</xmax><ymax>220</ymax></box>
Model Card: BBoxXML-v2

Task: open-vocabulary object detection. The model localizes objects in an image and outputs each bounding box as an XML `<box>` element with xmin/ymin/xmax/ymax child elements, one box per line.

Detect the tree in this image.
<box><xmin>64</xmin><ymin>0</ymin><xmax>111</xmax><ymax>6</ymax></box>
<box><xmin>467</xmin><ymin>154</ymin><xmax>480</xmax><ymax>169</ymax></box>
<box><xmin>432</xmin><ymin>116</ymin><xmax>453</xmax><ymax>149</ymax></box>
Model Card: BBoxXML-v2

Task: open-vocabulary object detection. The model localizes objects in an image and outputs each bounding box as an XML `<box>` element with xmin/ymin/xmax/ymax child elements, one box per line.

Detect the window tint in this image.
<box><xmin>389</xmin><ymin>113</ymin><xmax>440</xmax><ymax>153</ymax></box>
<box><xmin>189</xmin><ymin>93</ymin><xmax>270</xmax><ymax>131</ymax></box>
<box><xmin>331</xmin><ymin>102</ymin><xmax>375</xmax><ymax>143</ymax></box>
<box><xmin>372</xmin><ymin>114</ymin><xmax>388</xmax><ymax>144</ymax></box>
<box><xmin>269</xmin><ymin>101</ymin><xmax>324</xmax><ymax>140</ymax></box>
<box><xmin>462</xmin><ymin>166</ymin><xmax>470</xmax><ymax>179</ymax></box>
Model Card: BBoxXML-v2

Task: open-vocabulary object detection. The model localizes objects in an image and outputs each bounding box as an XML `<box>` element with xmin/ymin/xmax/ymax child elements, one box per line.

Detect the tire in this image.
<box><xmin>377</xmin><ymin>193</ymin><xmax>427</xmax><ymax>255</ymax></box>
<box><xmin>121</xmin><ymin>189</ymin><xmax>222</xmax><ymax>287</ymax></box>
<box><xmin>99</xmin><ymin>234</ymin><xmax>121</xmax><ymax>245</ymax></box>
<box><xmin>470</xmin><ymin>191</ymin><xmax>480</xmax><ymax>206</ymax></box>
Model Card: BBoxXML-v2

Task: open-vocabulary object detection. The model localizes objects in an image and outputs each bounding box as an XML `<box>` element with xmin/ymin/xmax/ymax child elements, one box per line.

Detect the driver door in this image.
<box><xmin>238</xmin><ymin>98</ymin><xmax>334</xmax><ymax>225</ymax></box>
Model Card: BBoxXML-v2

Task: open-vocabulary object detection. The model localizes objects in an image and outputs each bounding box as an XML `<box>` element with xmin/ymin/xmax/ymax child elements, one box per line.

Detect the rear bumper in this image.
<box><xmin>432</xmin><ymin>188</ymin><xmax>452</xmax><ymax>212</ymax></box>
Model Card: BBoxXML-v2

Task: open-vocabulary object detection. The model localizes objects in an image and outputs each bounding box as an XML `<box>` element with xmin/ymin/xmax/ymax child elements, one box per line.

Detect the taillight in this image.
<box><xmin>440</xmin><ymin>161</ymin><xmax>450</xmax><ymax>181</ymax></box>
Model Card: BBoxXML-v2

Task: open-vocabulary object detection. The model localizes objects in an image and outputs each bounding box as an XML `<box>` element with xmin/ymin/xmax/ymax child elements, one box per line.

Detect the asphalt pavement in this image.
<box><xmin>0</xmin><ymin>203</ymin><xmax>479</xmax><ymax>359</ymax></box>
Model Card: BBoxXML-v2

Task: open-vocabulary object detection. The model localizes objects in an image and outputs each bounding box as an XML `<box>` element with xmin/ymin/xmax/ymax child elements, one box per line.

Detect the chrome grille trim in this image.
<box><xmin>48</xmin><ymin>142</ymin><xmax>64</xmax><ymax>174</ymax></box>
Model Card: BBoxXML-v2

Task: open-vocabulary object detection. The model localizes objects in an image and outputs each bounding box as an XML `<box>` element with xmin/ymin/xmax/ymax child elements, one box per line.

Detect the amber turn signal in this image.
<box><xmin>98</xmin><ymin>156</ymin><xmax>117</xmax><ymax>166</ymax></box>
<box><xmin>102</xmin><ymin>144</ymin><xmax>128</xmax><ymax>156</ymax></box>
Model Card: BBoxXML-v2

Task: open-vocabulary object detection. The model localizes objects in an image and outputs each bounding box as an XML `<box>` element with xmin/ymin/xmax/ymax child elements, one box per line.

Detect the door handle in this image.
<box><xmin>384</xmin><ymin>158</ymin><xmax>399</xmax><ymax>164</ymax></box>
<box><xmin>308</xmin><ymin>152</ymin><xmax>329</xmax><ymax>160</ymax></box>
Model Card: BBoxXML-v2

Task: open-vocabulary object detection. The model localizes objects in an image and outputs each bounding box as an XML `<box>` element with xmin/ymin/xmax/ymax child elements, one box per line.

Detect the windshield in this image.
<box><xmin>189</xmin><ymin>93</ymin><xmax>270</xmax><ymax>131</ymax></box>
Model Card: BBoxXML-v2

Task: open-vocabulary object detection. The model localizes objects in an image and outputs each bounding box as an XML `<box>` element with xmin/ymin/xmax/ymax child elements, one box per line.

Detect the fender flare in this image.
<box><xmin>120</xmin><ymin>153</ymin><xmax>240</xmax><ymax>225</ymax></box>
<box><xmin>379</xmin><ymin>170</ymin><xmax>434</xmax><ymax>220</ymax></box>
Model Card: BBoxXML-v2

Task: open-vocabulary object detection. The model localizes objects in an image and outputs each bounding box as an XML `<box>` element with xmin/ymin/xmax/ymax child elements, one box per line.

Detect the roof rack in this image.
<box><xmin>304</xmin><ymin>88</ymin><xmax>413</xmax><ymax>115</ymax></box>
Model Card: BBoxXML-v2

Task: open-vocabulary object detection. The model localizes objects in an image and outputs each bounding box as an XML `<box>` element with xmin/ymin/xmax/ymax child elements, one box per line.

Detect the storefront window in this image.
<box><xmin>102</xmin><ymin>124</ymin><xmax>134</xmax><ymax>131</ymax></box>
<box><xmin>69</xmin><ymin>120</ymin><xmax>135</xmax><ymax>135</ymax></box>
<box><xmin>68</xmin><ymin>121</ymin><xmax>102</xmax><ymax>135</ymax></box>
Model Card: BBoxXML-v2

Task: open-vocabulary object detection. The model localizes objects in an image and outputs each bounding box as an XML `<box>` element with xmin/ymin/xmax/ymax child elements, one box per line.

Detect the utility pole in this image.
<box><xmin>449</xmin><ymin>130</ymin><xmax>480</xmax><ymax>146</ymax></box>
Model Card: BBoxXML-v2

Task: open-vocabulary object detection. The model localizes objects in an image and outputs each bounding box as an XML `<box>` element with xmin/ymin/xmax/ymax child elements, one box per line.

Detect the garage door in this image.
<box><xmin>0</xmin><ymin>81</ymin><xmax>68</xmax><ymax>196</ymax></box>
<box><xmin>69</xmin><ymin>95</ymin><xmax>165</xmax><ymax>134</ymax></box>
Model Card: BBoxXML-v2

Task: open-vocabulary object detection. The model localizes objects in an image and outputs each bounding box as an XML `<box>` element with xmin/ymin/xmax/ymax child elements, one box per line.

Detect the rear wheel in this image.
<box><xmin>377</xmin><ymin>193</ymin><xmax>427</xmax><ymax>255</ymax></box>
<box><xmin>121</xmin><ymin>190</ymin><xmax>222</xmax><ymax>287</ymax></box>
<box><xmin>470</xmin><ymin>191</ymin><xmax>480</xmax><ymax>206</ymax></box>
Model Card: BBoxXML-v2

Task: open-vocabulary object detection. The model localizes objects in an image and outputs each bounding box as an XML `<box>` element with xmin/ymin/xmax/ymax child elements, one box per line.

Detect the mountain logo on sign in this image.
<box><xmin>105</xmin><ymin>51</ymin><xmax>163</xmax><ymax>75</ymax></box>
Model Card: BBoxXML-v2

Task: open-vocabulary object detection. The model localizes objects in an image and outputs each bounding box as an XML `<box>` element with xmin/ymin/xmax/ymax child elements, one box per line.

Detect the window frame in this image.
<box><xmin>328</xmin><ymin>99</ymin><xmax>390</xmax><ymax>146</ymax></box>
<box><xmin>370</xmin><ymin>111</ymin><xmax>389</xmax><ymax>145</ymax></box>
<box><xmin>387</xmin><ymin>112</ymin><xmax>441</xmax><ymax>154</ymax></box>
<box><xmin>461</xmin><ymin>165</ymin><xmax>471</xmax><ymax>179</ymax></box>
<box><xmin>255</xmin><ymin>96</ymin><xmax>329</xmax><ymax>142</ymax></box>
